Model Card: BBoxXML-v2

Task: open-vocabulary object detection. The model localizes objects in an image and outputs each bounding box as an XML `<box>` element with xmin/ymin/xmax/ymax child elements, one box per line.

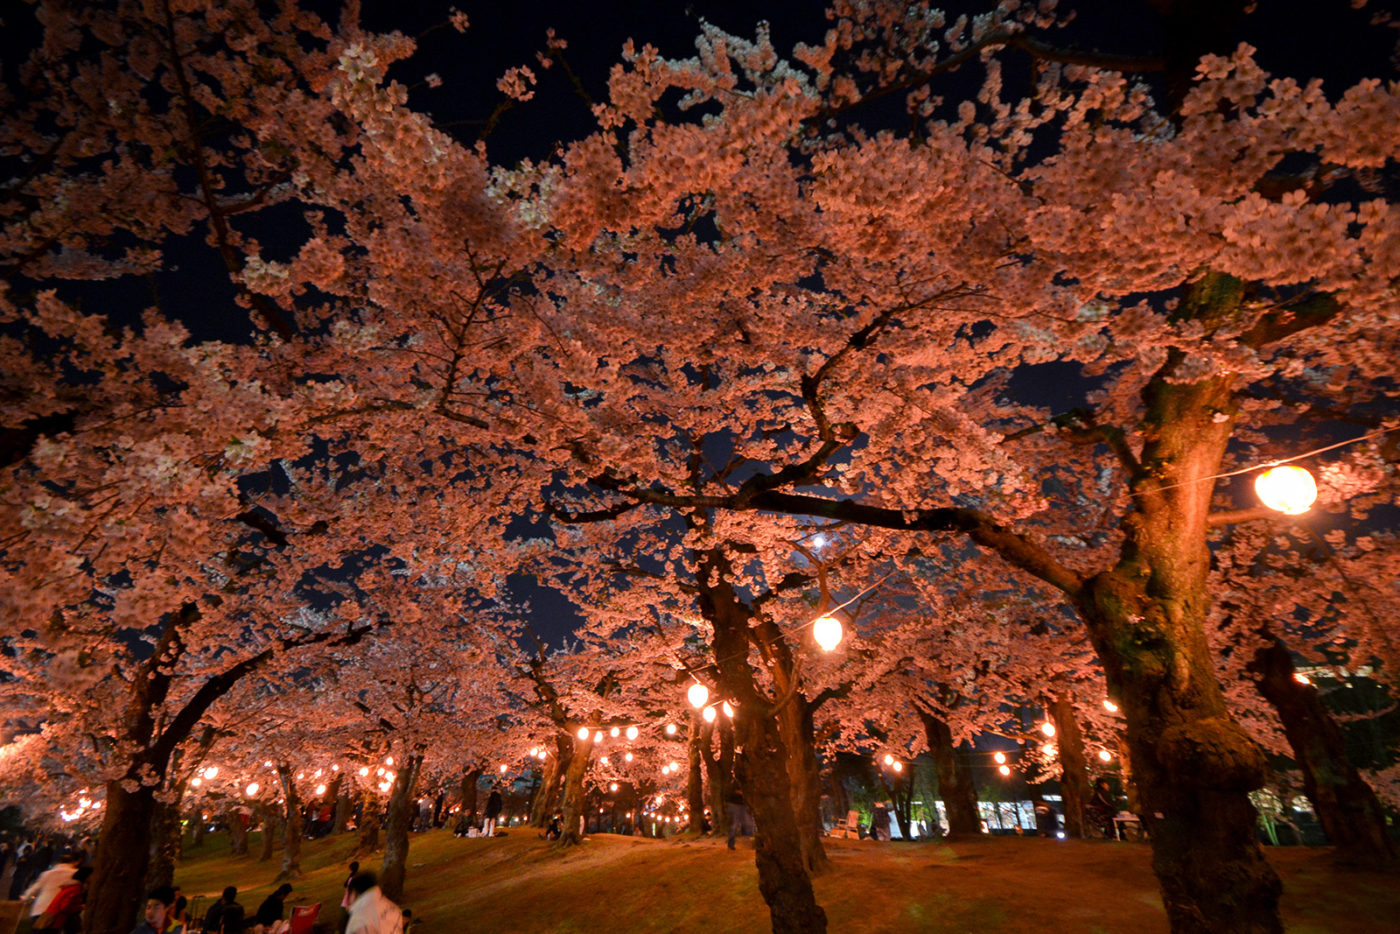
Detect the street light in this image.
<box><xmin>687</xmin><ymin>683</ymin><xmax>710</xmax><ymax>709</ymax></box>
<box><xmin>1255</xmin><ymin>465</ymin><xmax>1317</xmax><ymax>515</ymax></box>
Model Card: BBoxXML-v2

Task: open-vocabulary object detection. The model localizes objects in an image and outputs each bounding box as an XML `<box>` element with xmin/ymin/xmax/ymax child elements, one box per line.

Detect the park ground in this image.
<box><xmin>174</xmin><ymin>829</ymin><xmax>1399</xmax><ymax>933</ymax></box>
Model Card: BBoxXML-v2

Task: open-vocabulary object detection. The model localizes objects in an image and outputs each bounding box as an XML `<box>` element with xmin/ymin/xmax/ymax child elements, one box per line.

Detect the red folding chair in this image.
<box><xmin>288</xmin><ymin>903</ymin><xmax>320</xmax><ymax>934</ymax></box>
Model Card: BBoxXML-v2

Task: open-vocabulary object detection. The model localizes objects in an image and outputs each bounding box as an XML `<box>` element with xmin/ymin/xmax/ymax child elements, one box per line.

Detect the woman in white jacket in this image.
<box><xmin>345</xmin><ymin>871</ymin><xmax>403</xmax><ymax>934</ymax></box>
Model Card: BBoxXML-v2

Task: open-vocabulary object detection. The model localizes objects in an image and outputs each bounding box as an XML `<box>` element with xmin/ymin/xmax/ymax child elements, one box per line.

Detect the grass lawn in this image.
<box><xmin>175</xmin><ymin>828</ymin><xmax>1398</xmax><ymax>932</ymax></box>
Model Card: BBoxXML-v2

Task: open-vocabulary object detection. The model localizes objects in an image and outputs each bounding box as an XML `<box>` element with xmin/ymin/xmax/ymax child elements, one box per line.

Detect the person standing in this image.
<box><xmin>22</xmin><ymin>851</ymin><xmax>79</xmax><ymax>921</ymax></box>
<box><xmin>344</xmin><ymin>871</ymin><xmax>403</xmax><ymax>934</ymax></box>
<box><xmin>725</xmin><ymin>784</ymin><xmax>751</xmax><ymax>850</ymax></box>
<box><xmin>341</xmin><ymin>861</ymin><xmax>360</xmax><ymax>912</ymax></box>
<box><xmin>483</xmin><ymin>786</ymin><xmax>503</xmax><ymax>838</ymax></box>
<box><xmin>31</xmin><ymin>865</ymin><xmax>90</xmax><ymax>934</ymax></box>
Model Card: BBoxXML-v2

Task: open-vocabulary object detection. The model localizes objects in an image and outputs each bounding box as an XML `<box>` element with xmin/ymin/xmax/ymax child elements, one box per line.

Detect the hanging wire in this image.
<box><xmin>1150</xmin><ymin>424</ymin><xmax>1398</xmax><ymax>494</ymax></box>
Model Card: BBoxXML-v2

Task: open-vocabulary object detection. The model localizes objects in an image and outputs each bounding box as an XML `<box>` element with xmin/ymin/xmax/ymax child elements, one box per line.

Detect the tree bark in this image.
<box><xmin>84</xmin><ymin>779</ymin><xmax>157</xmax><ymax>934</ymax></box>
<box><xmin>1049</xmin><ymin>694</ymin><xmax>1091</xmax><ymax>839</ymax></box>
<box><xmin>702</xmin><ymin>718</ymin><xmax>733</xmax><ymax>838</ymax></box>
<box><xmin>918</xmin><ymin>711</ymin><xmax>980</xmax><ymax>835</ymax></box>
<box><xmin>147</xmin><ymin>798</ymin><xmax>181</xmax><ymax>888</ymax></box>
<box><xmin>324</xmin><ymin>773</ymin><xmax>344</xmax><ymax>834</ymax></box>
<box><xmin>700</xmin><ymin>547</ymin><xmax>827</xmax><ymax>934</ymax></box>
<box><xmin>380</xmin><ymin>753</ymin><xmax>423</xmax><ymax>902</ymax></box>
<box><xmin>257</xmin><ymin>805</ymin><xmax>278</xmax><ymax>862</ymax></box>
<box><xmin>227</xmin><ymin>804</ymin><xmax>249</xmax><ymax>855</ymax></box>
<box><xmin>333</xmin><ymin>790</ymin><xmax>351</xmax><ymax>835</ymax></box>
<box><xmin>275</xmin><ymin>764</ymin><xmax>303</xmax><ymax>881</ymax></box>
<box><xmin>530</xmin><ymin>754</ymin><xmax>560</xmax><ymax>827</ymax></box>
<box><xmin>557</xmin><ymin>732</ymin><xmax>594</xmax><ymax>846</ymax></box>
<box><xmin>687</xmin><ymin>714</ymin><xmax>707</xmax><ymax>830</ymax></box>
<box><xmin>776</xmin><ymin>694</ymin><xmax>830</xmax><ymax>873</ymax></box>
<box><xmin>190</xmin><ymin>810</ymin><xmax>205</xmax><ymax>848</ymax></box>
<box><xmin>461</xmin><ymin>766</ymin><xmax>483</xmax><ymax>824</ymax></box>
<box><xmin>1250</xmin><ymin>635</ymin><xmax>1396</xmax><ymax>865</ymax></box>
<box><xmin>356</xmin><ymin>787</ymin><xmax>381</xmax><ymax>854</ymax></box>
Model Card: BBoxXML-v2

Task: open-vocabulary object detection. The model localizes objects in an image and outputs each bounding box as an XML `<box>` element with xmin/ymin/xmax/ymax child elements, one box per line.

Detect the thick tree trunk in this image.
<box><xmin>84</xmin><ymin>779</ymin><xmax>157</xmax><ymax>934</ymax></box>
<box><xmin>702</xmin><ymin>719</ymin><xmax>732</xmax><ymax>838</ymax></box>
<box><xmin>918</xmin><ymin>711</ymin><xmax>980</xmax><ymax>835</ymax></box>
<box><xmin>324</xmin><ymin>773</ymin><xmax>344</xmax><ymax>834</ymax></box>
<box><xmin>275</xmin><ymin>764</ymin><xmax>302</xmax><ymax>881</ymax></box>
<box><xmin>700</xmin><ymin>548</ymin><xmax>826</xmax><ymax>934</ymax></box>
<box><xmin>190</xmin><ymin>810</ymin><xmax>205</xmax><ymax>848</ymax></box>
<box><xmin>333</xmin><ymin>791</ymin><xmax>351</xmax><ymax>835</ymax></box>
<box><xmin>227</xmin><ymin>804</ymin><xmax>249</xmax><ymax>855</ymax></box>
<box><xmin>687</xmin><ymin>715</ymin><xmax>707</xmax><ymax>831</ymax></box>
<box><xmin>1050</xmin><ymin>694</ymin><xmax>1091</xmax><ymax>839</ymax></box>
<box><xmin>530</xmin><ymin>755</ymin><xmax>559</xmax><ymax>827</ymax></box>
<box><xmin>258</xmin><ymin>805</ymin><xmax>278</xmax><ymax>862</ymax></box>
<box><xmin>777</xmin><ymin>696</ymin><xmax>830</xmax><ymax>873</ymax></box>
<box><xmin>557</xmin><ymin>733</ymin><xmax>594</xmax><ymax>846</ymax></box>
<box><xmin>357</xmin><ymin>788</ymin><xmax>381</xmax><ymax>853</ymax></box>
<box><xmin>1250</xmin><ymin>636</ymin><xmax>1396</xmax><ymax>865</ymax></box>
<box><xmin>461</xmin><ymin>766</ymin><xmax>483</xmax><ymax>824</ymax></box>
<box><xmin>380</xmin><ymin>753</ymin><xmax>423</xmax><ymax>902</ymax></box>
<box><xmin>147</xmin><ymin>798</ymin><xmax>181</xmax><ymax>888</ymax></box>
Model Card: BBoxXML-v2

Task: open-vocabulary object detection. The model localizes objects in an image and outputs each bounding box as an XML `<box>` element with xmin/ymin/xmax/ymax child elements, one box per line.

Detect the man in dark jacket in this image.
<box><xmin>255</xmin><ymin>883</ymin><xmax>292</xmax><ymax>927</ymax></box>
<box><xmin>202</xmin><ymin>886</ymin><xmax>240</xmax><ymax>933</ymax></box>
<box><xmin>483</xmin><ymin>786</ymin><xmax>504</xmax><ymax>837</ymax></box>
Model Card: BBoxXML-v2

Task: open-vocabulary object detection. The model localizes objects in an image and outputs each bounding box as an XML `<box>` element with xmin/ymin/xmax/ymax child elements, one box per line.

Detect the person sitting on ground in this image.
<box><xmin>217</xmin><ymin>904</ymin><xmax>246</xmax><ymax>934</ymax></box>
<box><xmin>345</xmin><ymin>871</ymin><xmax>403</xmax><ymax>934</ymax></box>
<box><xmin>401</xmin><ymin>908</ymin><xmax>419</xmax><ymax>932</ymax></box>
<box><xmin>255</xmin><ymin>883</ymin><xmax>293</xmax><ymax>929</ymax></box>
<box><xmin>31</xmin><ymin>865</ymin><xmax>90</xmax><ymax>934</ymax></box>
<box><xmin>543</xmin><ymin>814</ymin><xmax>561</xmax><ymax>841</ymax></box>
<box><xmin>202</xmin><ymin>887</ymin><xmax>240</xmax><ymax>934</ymax></box>
<box><xmin>130</xmin><ymin>885</ymin><xmax>176</xmax><ymax>934</ymax></box>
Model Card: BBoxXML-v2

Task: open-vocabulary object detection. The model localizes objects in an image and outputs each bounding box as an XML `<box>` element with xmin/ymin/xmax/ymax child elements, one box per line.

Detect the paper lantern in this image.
<box><xmin>687</xmin><ymin>682</ymin><xmax>710</xmax><ymax>708</ymax></box>
<box><xmin>812</xmin><ymin>615</ymin><xmax>843</xmax><ymax>651</ymax></box>
<box><xmin>1254</xmin><ymin>465</ymin><xmax>1317</xmax><ymax>515</ymax></box>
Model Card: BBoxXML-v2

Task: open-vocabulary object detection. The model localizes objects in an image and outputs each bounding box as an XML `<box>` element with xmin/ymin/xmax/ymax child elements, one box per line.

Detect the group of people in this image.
<box><xmin>452</xmin><ymin>785</ymin><xmax>505</xmax><ymax>838</ymax></box>
<box><xmin>190</xmin><ymin>882</ymin><xmax>294</xmax><ymax>933</ymax></box>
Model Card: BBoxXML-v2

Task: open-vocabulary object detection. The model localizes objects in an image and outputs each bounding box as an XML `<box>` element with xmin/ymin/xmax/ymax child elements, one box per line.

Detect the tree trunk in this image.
<box><xmin>918</xmin><ymin>711</ymin><xmax>980</xmax><ymax>835</ymax></box>
<box><xmin>777</xmin><ymin>695</ymin><xmax>830</xmax><ymax>873</ymax></box>
<box><xmin>325</xmin><ymin>773</ymin><xmax>344</xmax><ymax>834</ymax></box>
<box><xmin>380</xmin><ymin>753</ymin><xmax>423</xmax><ymax>902</ymax></box>
<box><xmin>1049</xmin><ymin>694</ymin><xmax>1091</xmax><ymax>839</ymax></box>
<box><xmin>702</xmin><ymin>719</ymin><xmax>733</xmax><ymax>838</ymax></box>
<box><xmin>190</xmin><ymin>810</ymin><xmax>205</xmax><ymax>848</ymax></box>
<box><xmin>357</xmin><ymin>788</ymin><xmax>381</xmax><ymax>853</ymax></box>
<box><xmin>700</xmin><ymin>547</ymin><xmax>827</xmax><ymax>934</ymax></box>
<box><xmin>687</xmin><ymin>715</ymin><xmax>706</xmax><ymax>831</ymax></box>
<box><xmin>227</xmin><ymin>804</ymin><xmax>249</xmax><ymax>855</ymax></box>
<box><xmin>83</xmin><ymin>778</ymin><xmax>157</xmax><ymax>934</ymax></box>
<box><xmin>257</xmin><ymin>805</ymin><xmax>278</xmax><ymax>862</ymax></box>
<box><xmin>147</xmin><ymin>798</ymin><xmax>181</xmax><ymax>888</ymax></box>
<box><xmin>530</xmin><ymin>755</ymin><xmax>559</xmax><ymax>827</ymax></box>
<box><xmin>557</xmin><ymin>732</ymin><xmax>594</xmax><ymax>846</ymax></box>
<box><xmin>275</xmin><ymin>764</ymin><xmax>302</xmax><ymax>881</ymax></box>
<box><xmin>333</xmin><ymin>791</ymin><xmax>351</xmax><ymax>835</ymax></box>
<box><xmin>461</xmin><ymin>766</ymin><xmax>483</xmax><ymax>824</ymax></box>
<box><xmin>1250</xmin><ymin>635</ymin><xmax>1396</xmax><ymax>865</ymax></box>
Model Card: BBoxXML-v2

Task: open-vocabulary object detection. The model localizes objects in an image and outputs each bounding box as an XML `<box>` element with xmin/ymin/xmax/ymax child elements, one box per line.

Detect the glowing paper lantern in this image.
<box><xmin>998</xmin><ymin>764</ymin><xmax>1011</xmax><ymax>777</ymax></box>
<box><xmin>246</xmin><ymin>782</ymin><xmax>260</xmax><ymax>796</ymax></box>
<box><xmin>812</xmin><ymin>615</ymin><xmax>843</xmax><ymax>651</ymax></box>
<box><xmin>191</xmin><ymin>777</ymin><xmax>202</xmax><ymax>788</ymax></box>
<box><xmin>594</xmin><ymin>731</ymin><xmax>604</xmax><ymax>744</ymax></box>
<box><xmin>499</xmin><ymin>764</ymin><xmax>508</xmax><ymax>773</ymax></box>
<box><xmin>665</xmin><ymin>723</ymin><xmax>678</xmax><ymax>735</ymax></box>
<box><xmin>626</xmin><ymin>725</ymin><xmax>639</xmax><ymax>740</ymax></box>
<box><xmin>600</xmin><ymin>756</ymin><xmax>610</xmax><ymax>766</ymax></box>
<box><xmin>315</xmin><ymin>784</ymin><xmax>327</xmax><ymax>796</ymax></box>
<box><xmin>1254</xmin><ymin>465</ymin><xmax>1317</xmax><ymax>515</ymax></box>
<box><xmin>1293</xmin><ymin>672</ymin><xmax>1311</xmax><ymax>685</ymax></box>
<box><xmin>1098</xmin><ymin>749</ymin><xmax>1112</xmax><ymax>763</ymax></box>
<box><xmin>1042</xmin><ymin>744</ymin><xmax>1056</xmax><ymax>756</ymax></box>
<box><xmin>529</xmin><ymin>747</ymin><xmax>538</xmax><ymax>757</ymax></box>
<box><xmin>610</xmin><ymin>782</ymin><xmax>619</xmax><ymax>792</ymax></box>
<box><xmin>577</xmin><ymin>727</ymin><xmax>590</xmax><ymax>740</ymax></box>
<box><xmin>882</xmin><ymin>754</ymin><xmax>894</xmax><ymax>766</ymax></box>
<box><xmin>1103</xmin><ymin>699</ymin><xmax>1118</xmax><ymax>713</ymax></box>
<box><xmin>624</xmin><ymin>752</ymin><xmax>634</xmax><ymax>762</ymax></box>
<box><xmin>892</xmin><ymin>761</ymin><xmax>903</xmax><ymax>773</ymax></box>
<box><xmin>687</xmin><ymin>682</ymin><xmax>710</xmax><ymax>709</ymax></box>
<box><xmin>993</xmin><ymin>752</ymin><xmax>1006</xmax><ymax>765</ymax></box>
<box><xmin>702</xmin><ymin>705</ymin><xmax>717</xmax><ymax>723</ymax></box>
<box><xmin>359</xmin><ymin>767</ymin><xmax>370</xmax><ymax>777</ymax></box>
<box><xmin>386</xmin><ymin>756</ymin><xmax>394</xmax><ymax>766</ymax></box>
<box><xmin>204</xmin><ymin>766</ymin><xmax>219</xmax><ymax>779</ymax></box>
<box><xmin>721</xmin><ymin>701</ymin><xmax>734</xmax><ymax>718</ymax></box>
<box><xmin>610</xmin><ymin>726</ymin><xmax>621</xmax><ymax>738</ymax></box>
<box><xmin>1040</xmin><ymin>722</ymin><xmax>1056</xmax><ymax>738</ymax></box>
